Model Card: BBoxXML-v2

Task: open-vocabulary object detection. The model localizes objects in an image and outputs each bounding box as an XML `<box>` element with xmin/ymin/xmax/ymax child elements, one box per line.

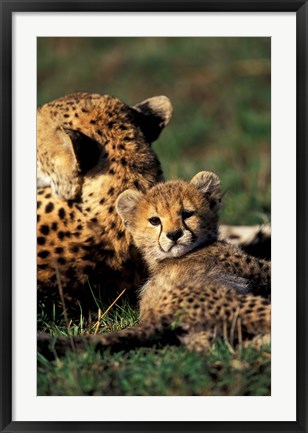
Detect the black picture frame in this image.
<box><xmin>1</xmin><ymin>1</ymin><xmax>307</xmax><ymax>432</ymax></box>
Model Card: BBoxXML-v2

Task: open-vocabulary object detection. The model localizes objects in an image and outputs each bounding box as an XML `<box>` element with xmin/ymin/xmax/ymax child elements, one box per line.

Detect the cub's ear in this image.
<box><xmin>191</xmin><ymin>171</ymin><xmax>221</xmax><ymax>204</ymax></box>
<box><xmin>132</xmin><ymin>95</ymin><xmax>173</xmax><ymax>143</ymax></box>
<box><xmin>116</xmin><ymin>189</ymin><xmax>143</xmax><ymax>230</ymax></box>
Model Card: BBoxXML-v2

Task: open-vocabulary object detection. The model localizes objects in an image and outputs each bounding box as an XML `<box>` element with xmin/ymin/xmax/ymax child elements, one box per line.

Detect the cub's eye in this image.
<box><xmin>182</xmin><ymin>210</ymin><xmax>195</xmax><ymax>219</ymax></box>
<box><xmin>149</xmin><ymin>217</ymin><xmax>161</xmax><ymax>226</ymax></box>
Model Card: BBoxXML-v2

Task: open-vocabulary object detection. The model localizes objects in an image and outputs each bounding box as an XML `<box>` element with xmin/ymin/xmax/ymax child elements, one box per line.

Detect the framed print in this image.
<box><xmin>1</xmin><ymin>0</ymin><xmax>307</xmax><ymax>432</ymax></box>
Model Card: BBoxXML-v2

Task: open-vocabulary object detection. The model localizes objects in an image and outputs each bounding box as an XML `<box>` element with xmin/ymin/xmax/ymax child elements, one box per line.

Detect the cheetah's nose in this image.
<box><xmin>166</xmin><ymin>229</ymin><xmax>183</xmax><ymax>242</ymax></box>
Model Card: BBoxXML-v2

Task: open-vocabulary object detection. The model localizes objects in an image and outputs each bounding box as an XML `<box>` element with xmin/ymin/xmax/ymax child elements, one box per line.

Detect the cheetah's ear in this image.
<box><xmin>133</xmin><ymin>96</ymin><xmax>173</xmax><ymax>143</ymax></box>
<box><xmin>191</xmin><ymin>171</ymin><xmax>221</xmax><ymax>204</ymax></box>
<box><xmin>54</xmin><ymin>127</ymin><xmax>101</xmax><ymax>200</ymax></box>
<box><xmin>116</xmin><ymin>189</ymin><xmax>143</xmax><ymax>230</ymax></box>
<box><xmin>63</xmin><ymin>128</ymin><xmax>102</xmax><ymax>175</ymax></box>
<box><xmin>37</xmin><ymin>123</ymin><xmax>102</xmax><ymax>201</ymax></box>
<box><xmin>36</xmin><ymin>125</ymin><xmax>83</xmax><ymax>201</ymax></box>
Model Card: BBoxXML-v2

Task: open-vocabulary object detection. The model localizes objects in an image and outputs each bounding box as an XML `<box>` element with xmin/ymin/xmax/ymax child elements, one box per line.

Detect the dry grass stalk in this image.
<box><xmin>55</xmin><ymin>266</ymin><xmax>75</xmax><ymax>352</ymax></box>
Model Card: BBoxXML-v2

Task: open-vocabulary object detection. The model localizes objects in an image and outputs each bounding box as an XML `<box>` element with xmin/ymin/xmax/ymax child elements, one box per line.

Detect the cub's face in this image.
<box><xmin>116</xmin><ymin>171</ymin><xmax>221</xmax><ymax>263</ymax></box>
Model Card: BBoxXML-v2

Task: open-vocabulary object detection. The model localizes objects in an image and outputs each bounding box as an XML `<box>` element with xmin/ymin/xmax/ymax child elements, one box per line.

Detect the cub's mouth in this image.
<box><xmin>158</xmin><ymin>229</ymin><xmax>201</xmax><ymax>258</ymax></box>
<box><xmin>168</xmin><ymin>240</ymin><xmax>188</xmax><ymax>251</ymax></box>
<box><xmin>163</xmin><ymin>241</ymin><xmax>194</xmax><ymax>258</ymax></box>
<box><xmin>170</xmin><ymin>243</ymin><xmax>193</xmax><ymax>257</ymax></box>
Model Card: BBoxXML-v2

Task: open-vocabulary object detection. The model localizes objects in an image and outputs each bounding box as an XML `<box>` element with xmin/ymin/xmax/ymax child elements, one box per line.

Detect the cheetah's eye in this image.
<box><xmin>149</xmin><ymin>217</ymin><xmax>161</xmax><ymax>226</ymax></box>
<box><xmin>182</xmin><ymin>210</ymin><xmax>195</xmax><ymax>219</ymax></box>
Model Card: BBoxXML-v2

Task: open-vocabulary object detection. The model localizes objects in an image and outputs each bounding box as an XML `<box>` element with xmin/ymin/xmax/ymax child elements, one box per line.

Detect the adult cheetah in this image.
<box><xmin>37</xmin><ymin>92</ymin><xmax>172</xmax><ymax>310</ymax></box>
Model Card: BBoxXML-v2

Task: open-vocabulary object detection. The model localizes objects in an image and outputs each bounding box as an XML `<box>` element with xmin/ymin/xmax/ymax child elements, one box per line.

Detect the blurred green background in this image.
<box><xmin>38</xmin><ymin>37</ymin><xmax>271</xmax><ymax>225</ymax></box>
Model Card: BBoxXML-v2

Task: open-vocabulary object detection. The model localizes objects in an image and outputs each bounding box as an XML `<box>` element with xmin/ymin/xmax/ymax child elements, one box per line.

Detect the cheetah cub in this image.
<box><xmin>38</xmin><ymin>171</ymin><xmax>270</xmax><ymax>357</ymax></box>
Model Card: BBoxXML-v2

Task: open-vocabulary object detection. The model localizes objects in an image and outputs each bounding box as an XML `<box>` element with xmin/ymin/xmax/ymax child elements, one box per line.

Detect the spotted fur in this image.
<box><xmin>37</xmin><ymin>92</ymin><xmax>172</xmax><ymax>307</ymax></box>
<box><xmin>38</xmin><ymin>171</ymin><xmax>270</xmax><ymax>356</ymax></box>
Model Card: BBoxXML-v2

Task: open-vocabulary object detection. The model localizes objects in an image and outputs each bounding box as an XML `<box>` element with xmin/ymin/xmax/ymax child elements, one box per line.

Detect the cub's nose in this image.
<box><xmin>166</xmin><ymin>229</ymin><xmax>183</xmax><ymax>242</ymax></box>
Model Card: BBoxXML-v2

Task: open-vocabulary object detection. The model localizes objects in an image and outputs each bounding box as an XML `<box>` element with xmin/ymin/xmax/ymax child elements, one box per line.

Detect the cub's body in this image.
<box><xmin>39</xmin><ymin>171</ymin><xmax>271</xmax><ymax>356</ymax></box>
<box><xmin>118</xmin><ymin>172</ymin><xmax>270</xmax><ymax>351</ymax></box>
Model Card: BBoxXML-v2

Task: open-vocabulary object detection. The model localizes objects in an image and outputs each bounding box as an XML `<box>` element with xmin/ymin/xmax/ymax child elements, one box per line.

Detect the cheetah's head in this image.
<box><xmin>37</xmin><ymin>93</ymin><xmax>172</xmax><ymax>201</ymax></box>
<box><xmin>116</xmin><ymin>171</ymin><xmax>221</xmax><ymax>265</ymax></box>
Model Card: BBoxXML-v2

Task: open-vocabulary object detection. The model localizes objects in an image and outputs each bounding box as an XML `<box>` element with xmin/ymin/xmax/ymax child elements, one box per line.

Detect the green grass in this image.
<box><xmin>38</xmin><ymin>301</ymin><xmax>271</xmax><ymax>396</ymax></box>
<box><xmin>38</xmin><ymin>345</ymin><xmax>271</xmax><ymax>396</ymax></box>
<box><xmin>37</xmin><ymin>298</ymin><xmax>139</xmax><ymax>337</ymax></box>
<box><xmin>37</xmin><ymin>37</ymin><xmax>271</xmax><ymax>396</ymax></box>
